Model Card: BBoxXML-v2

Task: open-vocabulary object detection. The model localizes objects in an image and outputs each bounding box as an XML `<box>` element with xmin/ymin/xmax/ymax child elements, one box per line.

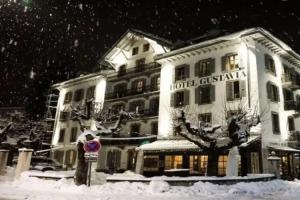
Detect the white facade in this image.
<box><xmin>51</xmin><ymin>28</ymin><xmax>300</xmax><ymax>177</ymax></box>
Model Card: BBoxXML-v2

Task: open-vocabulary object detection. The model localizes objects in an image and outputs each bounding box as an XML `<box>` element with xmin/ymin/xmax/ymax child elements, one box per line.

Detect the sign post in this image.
<box><xmin>83</xmin><ymin>140</ymin><xmax>101</xmax><ymax>186</ymax></box>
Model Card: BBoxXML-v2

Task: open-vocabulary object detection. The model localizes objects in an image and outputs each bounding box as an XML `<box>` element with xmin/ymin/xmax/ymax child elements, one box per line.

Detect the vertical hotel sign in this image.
<box><xmin>170</xmin><ymin>70</ymin><xmax>247</xmax><ymax>90</ymax></box>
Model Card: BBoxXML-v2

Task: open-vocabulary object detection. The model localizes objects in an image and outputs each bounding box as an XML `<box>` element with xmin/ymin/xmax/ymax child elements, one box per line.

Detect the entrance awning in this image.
<box><xmin>268</xmin><ymin>145</ymin><xmax>300</xmax><ymax>153</ymax></box>
<box><xmin>137</xmin><ymin>139</ymin><xmax>201</xmax><ymax>152</ymax></box>
<box><xmin>240</xmin><ymin>135</ymin><xmax>261</xmax><ymax>147</ymax></box>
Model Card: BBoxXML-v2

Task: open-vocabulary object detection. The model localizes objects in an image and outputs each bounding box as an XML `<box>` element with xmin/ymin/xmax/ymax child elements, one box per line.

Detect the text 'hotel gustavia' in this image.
<box><xmin>49</xmin><ymin>27</ymin><xmax>300</xmax><ymax>179</ymax></box>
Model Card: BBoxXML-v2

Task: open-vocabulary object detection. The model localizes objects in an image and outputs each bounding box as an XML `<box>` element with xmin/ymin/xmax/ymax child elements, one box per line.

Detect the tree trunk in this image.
<box><xmin>206</xmin><ymin>150</ymin><xmax>218</xmax><ymax>176</ymax></box>
<box><xmin>74</xmin><ymin>142</ymin><xmax>88</xmax><ymax>185</ymax></box>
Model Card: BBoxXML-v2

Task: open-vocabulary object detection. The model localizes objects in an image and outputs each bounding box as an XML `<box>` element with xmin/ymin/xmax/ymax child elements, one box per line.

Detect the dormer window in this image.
<box><xmin>132</xmin><ymin>47</ymin><xmax>139</xmax><ymax>56</ymax></box>
<box><xmin>143</xmin><ymin>43</ymin><xmax>150</xmax><ymax>52</ymax></box>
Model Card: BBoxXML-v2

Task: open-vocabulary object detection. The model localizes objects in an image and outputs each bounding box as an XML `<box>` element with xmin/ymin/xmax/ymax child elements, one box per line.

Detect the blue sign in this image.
<box><xmin>83</xmin><ymin>140</ymin><xmax>101</xmax><ymax>152</ymax></box>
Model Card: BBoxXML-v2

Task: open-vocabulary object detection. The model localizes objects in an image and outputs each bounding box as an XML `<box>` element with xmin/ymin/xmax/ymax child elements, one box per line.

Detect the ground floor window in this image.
<box><xmin>218</xmin><ymin>155</ymin><xmax>228</xmax><ymax>176</ymax></box>
<box><xmin>143</xmin><ymin>155</ymin><xmax>159</xmax><ymax>171</ymax></box>
<box><xmin>107</xmin><ymin>149</ymin><xmax>121</xmax><ymax>172</ymax></box>
<box><xmin>165</xmin><ymin>155</ymin><xmax>183</xmax><ymax>170</ymax></box>
<box><xmin>65</xmin><ymin>149</ymin><xmax>77</xmax><ymax>167</ymax></box>
<box><xmin>189</xmin><ymin>155</ymin><xmax>208</xmax><ymax>175</ymax></box>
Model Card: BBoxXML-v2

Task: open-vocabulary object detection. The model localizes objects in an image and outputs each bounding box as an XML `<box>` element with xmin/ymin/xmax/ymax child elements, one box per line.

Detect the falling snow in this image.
<box><xmin>0</xmin><ymin>0</ymin><xmax>300</xmax><ymax>119</ymax></box>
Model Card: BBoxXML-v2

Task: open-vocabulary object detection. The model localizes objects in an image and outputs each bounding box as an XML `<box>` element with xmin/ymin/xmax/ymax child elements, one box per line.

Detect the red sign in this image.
<box><xmin>83</xmin><ymin>140</ymin><xmax>101</xmax><ymax>153</ymax></box>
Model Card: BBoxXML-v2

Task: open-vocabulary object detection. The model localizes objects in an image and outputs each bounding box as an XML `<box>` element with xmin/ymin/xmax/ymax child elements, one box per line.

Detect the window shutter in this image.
<box><xmin>226</xmin><ymin>82</ymin><xmax>233</xmax><ymax>101</ymax></box>
<box><xmin>275</xmin><ymin>85</ymin><xmax>280</xmax><ymax>102</ymax></box>
<box><xmin>239</xmin><ymin>80</ymin><xmax>246</xmax><ymax>97</ymax></box>
<box><xmin>194</xmin><ymin>61</ymin><xmax>200</xmax><ymax>77</ymax></box>
<box><xmin>221</xmin><ymin>56</ymin><xmax>227</xmax><ymax>71</ymax></box>
<box><xmin>195</xmin><ymin>86</ymin><xmax>200</xmax><ymax>104</ymax></box>
<box><xmin>210</xmin><ymin>58</ymin><xmax>215</xmax><ymax>74</ymax></box>
<box><xmin>170</xmin><ymin>93</ymin><xmax>175</xmax><ymax>107</ymax></box>
<box><xmin>210</xmin><ymin>84</ymin><xmax>216</xmax><ymax>102</ymax></box>
<box><xmin>172</xmin><ymin>66</ymin><xmax>176</xmax><ymax>83</ymax></box>
<box><xmin>131</xmin><ymin>80</ymin><xmax>136</xmax><ymax>90</ymax></box>
<box><xmin>264</xmin><ymin>54</ymin><xmax>270</xmax><ymax>70</ymax></box>
<box><xmin>184</xmin><ymin>64</ymin><xmax>190</xmax><ymax>79</ymax></box>
<box><xmin>184</xmin><ymin>90</ymin><xmax>190</xmax><ymax>106</ymax></box>
<box><xmin>266</xmin><ymin>82</ymin><xmax>272</xmax><ymax>99</ymax></box>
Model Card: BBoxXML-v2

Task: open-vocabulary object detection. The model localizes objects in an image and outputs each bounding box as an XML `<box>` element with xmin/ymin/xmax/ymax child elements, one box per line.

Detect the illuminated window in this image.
<box><xmin>222</xmin><ymin>54</ymin><xmax>239</xmax><ymax>71</ymax></box>
<box><xmin>143</xmin><ymin>155</ymin><xmax>159</xmax><ymax>171</ymax></box>
<box><xmin>218</xmin><ymin>155</ymin><xmax>228</xmax><ymax>176</ymax></box>
<box><xmin>165</xmin><ymin>155</ymin><xmax>183</xmax><ymax>170</ymax></box>
<box><xmin>136</xmin><ymin>80</ymin><xmax>144</xmax><ymax>92</ymax></box>
<box><xmin>189</xmin><ymin>155</ymin><xmax>208</xmax><ymax>175</ymax></box>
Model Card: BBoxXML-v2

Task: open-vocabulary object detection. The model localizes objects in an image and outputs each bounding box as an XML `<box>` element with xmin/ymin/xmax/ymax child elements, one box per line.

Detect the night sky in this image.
<box><xmin>1</xmin><ymin>0</ymin><xmax>300</xmax><ymax>118</ymax></box>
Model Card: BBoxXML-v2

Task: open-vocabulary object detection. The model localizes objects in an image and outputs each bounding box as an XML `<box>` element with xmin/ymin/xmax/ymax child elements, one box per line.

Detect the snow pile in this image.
<box><xmin>1</xmin><ymin>170</ymin><xmax>300</xmax><ymax>200</ymax></box>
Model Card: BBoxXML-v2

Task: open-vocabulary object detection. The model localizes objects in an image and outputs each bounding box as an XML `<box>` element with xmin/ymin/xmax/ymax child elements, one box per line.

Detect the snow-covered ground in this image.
<box><xmin>1</xmin><ymin>168</ymin><xmax>300</xmax><ymax>200</ymax></box>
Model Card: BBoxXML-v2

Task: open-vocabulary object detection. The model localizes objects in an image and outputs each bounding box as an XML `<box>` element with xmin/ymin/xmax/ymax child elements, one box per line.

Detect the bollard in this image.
<box><xmin>15</xmin><ymin>148</ymin><xmax>33</xmax><ymax>178</ymax></box>
<box><xmin>0</xmin><ymin>150</ymin><xmax>9</xmax><ymax>175</ymax></box>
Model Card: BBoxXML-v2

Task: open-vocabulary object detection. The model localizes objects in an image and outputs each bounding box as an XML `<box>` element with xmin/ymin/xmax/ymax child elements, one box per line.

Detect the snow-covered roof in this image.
<box><xmin>137</xmin><ymin>139</ymin><xmax>200</xmax><ymax>151</ymax></box>
<box><xmin>52</xmin><ymin>72</ymin><xmax>105</xmax><ymax>89</ymax></box>
<box><xmin>239</xmin><ymin>135</ymin><xmax>261</xmax><ymax>147</ymax></box>
<box><xmin>268</xmin><ymin>145</ymin><xmax>300</xmax><ymax>152</ymax></box>
<box><xmin>155</xmin><ymin>27</ymin><xmax>300</xmax><ymax>68</ymax></box>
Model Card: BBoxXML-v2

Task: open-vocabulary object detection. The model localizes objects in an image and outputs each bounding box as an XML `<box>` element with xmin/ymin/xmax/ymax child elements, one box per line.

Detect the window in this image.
<box><xmin>288</xmin><ymin>117</ymin><xmax>295</xmax><ymax>132</ymax></box>
<box><xmin>165</xmin><ymin>155</ymin><xmax>183</xmax><ymax>170</ymax></box>
<box><xmin>130</xmin><ymin>123</ymin><xmax>140</xmax><ymax>135</ymax></box>
<box><xmin>226</xmin><ymin>80</ymin><xmax>246</xmax><ymax>101</ymax></box>
<box><xmin>65</xmin><ymin>150</ymin><xmax>77</xmax><ymax>166</ymax></box>
<box><xmin>64</xmin><ymin>92</ymin><xmax>72</xmax><ymax>104</ymax></box>
<box><xmin>198</xmin><ymin>113</ymin><xmax>212</xmax><ymax>124</ymax></box>
<box><xmin>132</xmin><ymin>47</ymin><xmax>139</xmax><ymax>55</ymax></box>
<box><xmin>107</xmin><ymin>150</ymin><xmax>121</xmax><ymax>171</ymax></box>
<box><xmin>132</xmin><ymin>79</ymin><xmax>145</xmax><ymax>93</ymax></box>
<box><xmin>195</xmin><ymin>84</ymin><xmax>215</xmax><ymax>104</ymax></box>
<box><xmin>114</xmin><ymin>83</ymin><xmax>127</xmax><ymax>98</ymax></box>
<box><xmin>266</xmin><ymin>82</ymin><xmax>279</xmax><ymax>102</ymax></box>
<box><xmin>171</xmin><ymin>90</ymin><xmax>190</xmax><ymax>108</ymax></box>
<box><xmin>265</xmin><ymin>54</ymin><xmax>276</xmax><ymax>75</ymax></box>
<box><xmin>74</xmin><ymin>89</ymin><xmax>84</xmax><ymax>102</ymax></box>
<box><xmin>118</xmin><ymin>64</ymin><xmax>126</xmax><ymax>76</ymax></box>
<box><xmin>195</xmin><ymin>58</ymin><xmax>215</xmax><ymax>77</ymax></box>
<box><xmin>175</xmin><ymin>64</ymin><xmax>189</xmax><ymax>81</ymax></box>
<box><xmin>143</xmin><ymin>155</ymin><xmax>159</xmax><ymax>171</ymax></box>
<box><xmin>222</xmin><ymin>53</ymin><xmax>239</xmax><ymax>71</ymax></box>
<box><xmin>151</xmin><ymin>76</ymin><xmax>160</xmax><ymax>91</ymax></box>
<box><xmin>59</xmin><ymin>111</ymin><xmax>70</xmax><ymax>121</ymax></box>
<box><xmin>58</xmin><ymin>129</ymin><xmax>65</xmax><ymax>143</ymax></box>
<box><xmin>271</xmin><ymin>112</ymin><xmax>280</xmax><ymax>134</ymax></box>
<box><xmin>136</xmin><ymin>58</ymin><xmax>145</xmax><ymax>72</ymax></box>
<box><xmin>151</xmin><ymin>122</ymin><xmax>158</xmax><ymax>135</ymax></box>
<box><xmin>149</xmin><ymin>97</ymin><xmax>159</xmax><ymax>115</ymax></box>
<box><xmin>70</xmin><ymin>127</ymin><xmax>78</xmax><ymax>142</ymax></box>
<box><xmin>129</xmin><ymin>100</ymin><xmax>145</xmax><ymax>112</ymax></box>
<box><xmin>143</xmin><ymin>43</ymin><xmax>150</xmax><ymax>52</ymax></box>
<box><xmin>86</xmin><ymin>86</ymin><xmax>95</xmax><ymax>100</ymax></box>
<box><xmin>189</xmin><ymin>155</ymin><xmax>208</xmax><ymax>175</ymax></box>
<box><xmin>218</xmin><ymin>155</ymin><xmax>228</xmax><ymax>176</ymax></box>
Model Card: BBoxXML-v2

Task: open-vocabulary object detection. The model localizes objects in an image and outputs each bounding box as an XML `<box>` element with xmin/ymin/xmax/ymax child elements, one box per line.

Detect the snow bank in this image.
<box><xmin>1</xmin><ymin>169</ymin><xmax>300</xmax><ymax>200</ymax></box>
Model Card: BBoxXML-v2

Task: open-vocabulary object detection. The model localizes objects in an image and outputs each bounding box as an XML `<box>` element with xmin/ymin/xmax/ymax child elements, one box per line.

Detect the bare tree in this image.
<box><xmin>174</xmin><ymin>106</ymin><xmax>260</xmax><ymax>176</ymax></box>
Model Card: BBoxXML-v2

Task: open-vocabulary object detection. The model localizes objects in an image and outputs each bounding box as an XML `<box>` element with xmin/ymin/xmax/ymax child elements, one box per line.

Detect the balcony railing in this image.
<box><xmin>284</xmin><ymin>100</ymin><xmax>300</xmax><ymax>111</ymax></box>
<box><xmin>282</xmin><ymin>73</ymin><xmax>300</xmax><ymax>90</ymax></box>
<box><xmin>106</xmin><ymin>85</ymin><xmax>159</xmax><ymax>100</ymax></box>
<box><xmin>117</xmin><ymin>62</ymin><xmax>161</xmax><ymax>77</ymax></box>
